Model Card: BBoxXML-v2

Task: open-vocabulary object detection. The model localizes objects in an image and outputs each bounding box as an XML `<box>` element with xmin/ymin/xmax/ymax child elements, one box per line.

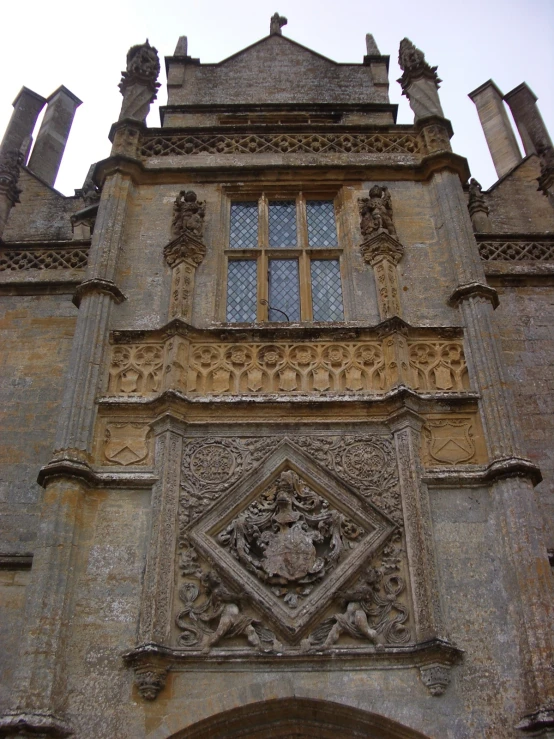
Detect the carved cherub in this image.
<box><xmin>359</xmin><ymin>185</ymin><xmax>397</xmax><ymax>239</ymax></box>
<box><xmin>199</xmin><ymin>571</ymin><xmax>262</xmax><ymax>651</ymax></box>
<box><xmin>172</xmin><ymin>190</ymin><xmax>206</xmax><ymax>239</ymax></box>
<box><xmin>321</xmin><ymin>569</ymin><xmax>381</xmax><ymax>648</ymax></box>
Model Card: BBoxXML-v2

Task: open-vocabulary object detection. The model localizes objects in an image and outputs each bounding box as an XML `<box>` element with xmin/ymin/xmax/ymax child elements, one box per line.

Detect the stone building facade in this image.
<box><xmin>0</xmin><ymin>18</ymin><xmax>553</xmax><ymax>739</ymax></box>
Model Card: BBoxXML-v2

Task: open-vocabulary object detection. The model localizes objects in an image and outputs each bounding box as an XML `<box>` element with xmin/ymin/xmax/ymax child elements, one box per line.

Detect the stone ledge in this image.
<box><xmin>0</xmin><ymin>712</ymin><xmax>73</xmax><ymax>738</ymax></box>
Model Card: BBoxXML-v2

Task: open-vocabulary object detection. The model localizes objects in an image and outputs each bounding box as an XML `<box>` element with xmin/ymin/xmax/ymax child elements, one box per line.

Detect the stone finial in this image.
<box><xmin>467</xmin><ymin>178</ymin><xmax>491</xmax><ymax>233</ymax></box>
<box><xmin>118</xmin><ymin>40</ymin><xmax>161</xmax><ymax>122</ymax></box>
<box><xmin>398</xmin><ymin>39</ymin><xmax>444</xmax><ymax>120</ymax></box>
<box><xmin>365</xmin><ymin>34</ymin><xmax>381</xmax><ymax>55</ymax></box>
<box><xmin>0</xmin><ymin>149</ymin><xmax>23</xmax><ymax>239</ymax></box>
<box><xmin>359</xmin><ymin>185</ymin><xmax>397</xmax><ymax>240</ymax></box>
<box><xmin>174</xmin><ymin>36</ymin><xmax>188</xmax><ymax>56</ymax></box>
<box><xmin>270</xmin><ymin>13</ymin><xmax>287</xmax><ymax>35</ymax></box>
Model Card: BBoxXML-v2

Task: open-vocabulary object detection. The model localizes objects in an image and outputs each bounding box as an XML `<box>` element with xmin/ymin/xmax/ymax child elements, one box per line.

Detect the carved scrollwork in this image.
<box><xmin>301</xmin><ymin>531</ymin><xmax>411</xmax><ymax>651</ymax></box>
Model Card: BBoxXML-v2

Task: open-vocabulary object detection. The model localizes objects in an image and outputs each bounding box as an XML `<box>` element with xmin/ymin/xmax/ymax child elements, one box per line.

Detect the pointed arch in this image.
<box><xmin>169</xmin><ymin>697</ymin><xmax>431</xmax><ymax>739</ymax></box>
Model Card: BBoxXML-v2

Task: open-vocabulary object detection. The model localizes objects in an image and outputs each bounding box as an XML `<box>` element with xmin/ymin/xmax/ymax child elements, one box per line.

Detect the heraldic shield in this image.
<box><xmin>189</xmin><ymin>440</ymin><xmax>396</xmax><ymax>642</ymax></box>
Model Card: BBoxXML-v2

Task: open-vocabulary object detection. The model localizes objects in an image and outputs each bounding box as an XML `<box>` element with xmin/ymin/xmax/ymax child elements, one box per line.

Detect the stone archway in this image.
<box><xmin>170</xmin><ymin>697</ymin><xmax>431</xmax><ymax>739</ymax></box>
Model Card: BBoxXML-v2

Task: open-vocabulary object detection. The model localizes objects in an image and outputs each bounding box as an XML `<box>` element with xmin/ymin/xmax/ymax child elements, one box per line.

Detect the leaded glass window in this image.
<box><xmin>225</xmin><ymin>194</ymin><xmax>344</xmax><ymax>323</ymax></box>
<box><xmin>268</xmin><ymin>259</ymin><xmax>300</xmax><ymax>321</ymax></box>
<box><xmin>229</xmin><ymin>202</ymin><xmax>258</xmax><ymax>248</ymax></box>
<box><xmin>311</xmin><ymin>259</ymin><xmax>344</xmax><ymax>321</ymax></box>
<box><xmin>226</xmin><ymin>260</ymin><xmax>257</xmax><ymax>322</ymax></box>
<box><xmin>269</xmin><ymin>201</ymin><xmax>297</xmax><ymax>247</ymax></box>
<box><xmin>307</xmin><ymin>201</ymin><xmax>338</xmax><ymax>247</ymax></box>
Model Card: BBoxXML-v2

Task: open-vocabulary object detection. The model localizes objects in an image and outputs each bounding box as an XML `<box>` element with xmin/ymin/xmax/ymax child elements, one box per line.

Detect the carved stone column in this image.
<box><xmin>397</xmin><ymin>38</ymin><xmax>444</xmax><ymax>121</ymax></box>
<box><xmin>0</xmin><ymin>149</ymin><xmax>22</xmax><ymax>240</ymax></box>
<box><xmin>163</xmin><ymin>190</ymin><xmax>206</xmax><ymax>322</ymax></box>
<box><xmin>128</xmin><ymin>417</ymin><xmax>183</xmax><ymax>698</ymax></box>
<box><xmin>359</xmin><ymin>186</ymin><xmax>404</xmax><ymax>322</ymax></box>
<box><xmin>432</xmin><ymin>167</ymin><xmax>554</xmax><ymax>730</ymax></box>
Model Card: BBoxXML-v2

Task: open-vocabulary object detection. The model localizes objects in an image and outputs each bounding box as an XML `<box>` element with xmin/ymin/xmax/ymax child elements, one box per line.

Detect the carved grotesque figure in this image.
<box><xmin>321</xmin><ymin>569</ymin><xmax>381</xmax><ymax>648</ymax></box>
<box><xmin>172</xmin><ymin>190</ymin><xmax>206</xmax><ymax>239</ymax></box>
<box><xmin>359</xmin><ymin>185</ymin><xmax>397</xmax><ymax>239</ymax></box>
<box><xmin>398</xmin><ymin>38</ymin><xmax>427</xmax><ymax>74</ymax></box>
<box><xmin>270</xmin><ymin>13</ymin><xmax>288</xmax><ymax>35</ymax></box>
<box><xmin>118</xmin><ymin>40</ymin><xmax>161</xmax><ymax>122</ymax></box>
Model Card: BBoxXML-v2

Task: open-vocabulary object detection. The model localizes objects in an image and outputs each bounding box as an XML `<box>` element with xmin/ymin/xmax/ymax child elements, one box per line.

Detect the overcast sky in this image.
<box><xmin>0</xmin><ymin>0</ymin><xmax>552</xmax><ymax>195</ymax></box>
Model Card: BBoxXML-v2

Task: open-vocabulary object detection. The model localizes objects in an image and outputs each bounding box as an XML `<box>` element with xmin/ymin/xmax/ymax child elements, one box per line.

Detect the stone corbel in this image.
<box><xmin>123</xmin><ymin>645</ymin><xmax>170</xmax><ymax>701</ymax></box>
<box><xmin>360</xmin><ymin>231</ymin><xmax>405</xmax><ymax>321</ymax></box>
<box><xmin>419</xmin><ymin>662</ymin><xmax>451</xmax><ymax>696</ymax></box>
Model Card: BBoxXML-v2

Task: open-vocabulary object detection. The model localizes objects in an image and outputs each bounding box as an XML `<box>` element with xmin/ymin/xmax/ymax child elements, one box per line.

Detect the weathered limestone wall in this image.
<box><xmin>0</xmin><ymin>294</ymin><xmax>77</xmax><ymax>553</ymax></box>
<box><xmin>484</xmin><ymin>157</ymin><xmax>554</xmax><ymax>233</ymax></box>
<box><xmin>168</xmin><ymin>36</ymin><xmax>385</xmax><ymax>108</ymax></box>
<box><xmin>493</xmin><ymin>285</ymin><xmax>554</xmax><ymax>545</ymax></box>
<box><xmin>46</xmin><ymin>477</ymin><xmax>526</xmax><ymax>738</ymax></box>
<box><xmin>0</xmin><ymin>568</ymin><xmax>30</xmax><ymax>710</ymax></box>
<box><xmin>2</xmin><ymin>170</ymin><xmax>81</xmax><ymax>243</ymax></box>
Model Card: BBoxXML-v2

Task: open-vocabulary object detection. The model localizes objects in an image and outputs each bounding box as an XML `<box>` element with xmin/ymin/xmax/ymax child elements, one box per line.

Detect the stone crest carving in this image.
<box><xmin>181</xmin><ymin>440</ymin><xmax>397</xmax><ymax>643</ymax></box>
<box><xmin>422</xmin><ymin>418</ymin><xmax>478</xmax><ymax>466</ymax></box>
<box><xmin>103</xmin><ymin>422</ymin><xmax>151</xmax><ymax>466</ymax></box>
<box><xmin>218</xmin><ymin>470</ymin><xmax>367</xmax><ymax>609</ymax></box>
<box><xmin>118</xmin><ymin>40</ymin><xmax>161</xmax><ymax>122</ymax></box>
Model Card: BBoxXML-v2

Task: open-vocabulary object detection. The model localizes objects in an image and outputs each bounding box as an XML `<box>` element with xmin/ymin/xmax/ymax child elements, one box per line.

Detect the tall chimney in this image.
<box><xmin>504</xmin><ymin>83</ymin><xmax>553</xmax><ymax>157</ymax></box>
<box><xmin>468</xmin><ymin>80</ymin><xmax>522</xmax><ymax>179</ymax></box>
<box><xmin>0</xmin><ymin>87</ymin><xmax>46</xmax><ymax>162</ymax></box>
<box><xmin>27</xmin><ymin>85</ymin><xmax>82</xmax><ymax>188</ymax></box>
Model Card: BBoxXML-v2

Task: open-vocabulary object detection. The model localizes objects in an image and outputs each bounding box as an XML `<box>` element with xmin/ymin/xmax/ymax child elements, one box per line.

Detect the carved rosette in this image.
<box><xmin>118</xmin><ymin>40</ymin><xmax>161</xmax><ymax>122</ymax></box>
<box><xmin>163</xmin><ymin>190</ymin><xmax>207</xmax><ymax>321</ymax></box>
<box><xmin>359</xmin><ymin>187</ymin><xmax>404</xmax><ymax>321</ymax></box>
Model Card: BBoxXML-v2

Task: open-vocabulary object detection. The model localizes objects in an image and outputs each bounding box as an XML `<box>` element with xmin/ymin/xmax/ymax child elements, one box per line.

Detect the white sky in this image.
<box><xmin>1</xmin><ymin>0</ymin><xmax>552</xmax><ymax>196</ymax></box>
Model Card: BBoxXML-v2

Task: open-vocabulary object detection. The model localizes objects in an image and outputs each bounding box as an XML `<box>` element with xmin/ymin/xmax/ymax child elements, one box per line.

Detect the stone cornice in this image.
<box><xmin>423</xmin><ymin>456</ymin><xmax>542</xmax><ymax>488</ymax></box>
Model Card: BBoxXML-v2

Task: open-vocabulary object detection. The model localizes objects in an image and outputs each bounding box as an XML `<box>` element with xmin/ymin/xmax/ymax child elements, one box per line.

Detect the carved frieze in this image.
<box><xmin>140</xmin><ymin>131</ymin><xmax>423</xmax><ymax>158</ymax></box>
<box><xmin>107</xmin><ymin>338</ymin><xmax>470</xmax><ymax>398</ymax></box>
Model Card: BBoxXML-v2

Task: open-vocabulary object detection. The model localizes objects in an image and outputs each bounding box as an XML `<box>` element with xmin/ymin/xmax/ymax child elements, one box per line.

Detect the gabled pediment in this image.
<box><xmin>216</xmin><ymin>34</ymin><xmax>339</xmax><ymax>67</ymax></box>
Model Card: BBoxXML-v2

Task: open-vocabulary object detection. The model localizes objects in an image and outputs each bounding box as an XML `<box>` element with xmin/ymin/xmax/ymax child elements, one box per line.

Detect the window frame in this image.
<box><xmin>223</xmin><ymin>191</ymin><xmax>344</xmax><ymax>323</ymax></box>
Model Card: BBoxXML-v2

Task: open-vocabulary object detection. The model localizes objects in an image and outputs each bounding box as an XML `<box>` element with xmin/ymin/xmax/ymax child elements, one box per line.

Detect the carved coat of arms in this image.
<box><xmin>103</xmin><ymin>423</ymin><xmax>150</xmax><ymax>466</ymax></box>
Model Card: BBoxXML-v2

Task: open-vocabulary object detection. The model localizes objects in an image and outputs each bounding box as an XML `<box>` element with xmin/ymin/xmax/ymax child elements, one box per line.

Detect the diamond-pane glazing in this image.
<box><xmin>307</xmin><ymin>201</ymin><xmax>338</xmax><ymax>247</ymax></box>
<box><xmin>269</xmin><ymin>201</ymin><xmax>297</xmax><ymax>247</ymax></box>
<box><xmin>229</xmin><ymin>202</ymin><xmax>258</xmax><ymax>248</ymax></box>
<box><xmin>268</xmin><ymin>259</ymin><xmax>300</xmax><ymax>321</ymax></box>
<box><xmin>226</xmin><ymin>260</ymin><xmax>257</xmax><ymax>322</ymax></box>
<box><xmin>311</xmin><ymin>259</ymin><xmax>344</xmax><ymax>321</ymax></box>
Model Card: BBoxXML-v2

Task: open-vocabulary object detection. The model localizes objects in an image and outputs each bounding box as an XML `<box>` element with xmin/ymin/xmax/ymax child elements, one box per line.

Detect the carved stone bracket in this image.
<box><xmin>419</xmin><ymin>662</ymin><xmax>451</xmax><ymax>696</ymax></box>
<box><xmin>361</xmin><ymin>232</ymin><xmax>405</xmax><ymax>321</ymax></box>
<box><xmin>123</xmin><ymin>644</ymin><xmax>171</xmax><ymax>701</ymax></box>
<box><xmin>164</xmin><ymin>190</ymin><xmax>206</xmax><ymax>321</ymax></box>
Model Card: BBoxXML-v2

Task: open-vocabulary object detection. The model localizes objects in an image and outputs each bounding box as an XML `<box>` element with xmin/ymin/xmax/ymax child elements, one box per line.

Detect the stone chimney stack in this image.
<box><xmin>468</xmin><ymin>80</ymin><xmax>522</xmax><ymax>179</ymax></box>
<box><xmin>0</xmin><ymin>87</ymin><xmax>46</xmax><ymax>162</ymax></box>
<box><xmin>503</xmin><ymin>83</ymin><xmax>553</xmax><ymax>157</ymax></box>
<box><xmin>27</xmin><ymin>85</ymin><xmax>82</xmax><ymax>188</ymax></box>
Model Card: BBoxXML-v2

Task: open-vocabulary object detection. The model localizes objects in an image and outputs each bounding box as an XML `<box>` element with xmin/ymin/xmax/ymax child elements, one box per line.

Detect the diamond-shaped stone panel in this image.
<box><xmin>189</xmin><ymin>441</ymin><xmax>396</xmax><ymax>642</ymax></box>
